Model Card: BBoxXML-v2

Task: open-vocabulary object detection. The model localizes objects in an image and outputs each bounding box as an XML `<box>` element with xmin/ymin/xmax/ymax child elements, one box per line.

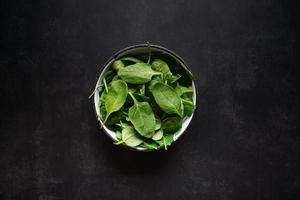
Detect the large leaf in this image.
<box><xmin>118</xmin><ymin>63</ymin><xmax>161</xmax><ymax>84</ymax></box>
<box><xmin>151</xmin><ymin>82</ymin><xmax>183</xmax><ymax>117</ymax></box>
<box><xmin>128</xmin><ymin>93</ymin><xmax>156</xmax><ymax>138</ymax></box>
<box><xmin>104</xmin><ymin>80</ymin><xmax>128</xmax><ymax>123</ymax></box>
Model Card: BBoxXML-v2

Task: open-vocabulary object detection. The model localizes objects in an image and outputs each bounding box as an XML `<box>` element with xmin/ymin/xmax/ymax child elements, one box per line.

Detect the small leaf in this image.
<box><xmin>115</xmin><ymin>130</ymin><xmax>122</xmax><ymax>140</ymax></box>
<box><xmin>112</xmin><ymin>60</ymin><xmax>125</xmax><ymax>71</ymax></box>
<box><xmin>162</xmin><ymin>117</ymin><xmax>182</xmax><ymax>134</ymax></box>
<box><xmin>104</xmin><ymin>80</ymin><xmax>128</xmax><ymax>123</ymax></box>
<box><xmin>155</xmin><ymin>115</ymin><xmax>161</xmax><ymax>130</ymax></box>
<box><xmin>151</xmin><ymin>59</ymin><xmax>171</xmax><ymax>75</ymax></box>
<box><xmin>152</xmin><ymin>129</ymin><xmax>163</xmax><ymax>140</ymax></box>
<box><xmin>118</xmin><ymin>63</ymin><xmax>161</xmax><ymax>84</ymax></box>
<box><xmin>175</xmin><ymin>83</ymin><xmax>193</xmax><ymax>97</ymax></box>
<box><xmin>182</xmin><ymin>98</ymin><xmax>195</xmax><ymax>116</ymax></box>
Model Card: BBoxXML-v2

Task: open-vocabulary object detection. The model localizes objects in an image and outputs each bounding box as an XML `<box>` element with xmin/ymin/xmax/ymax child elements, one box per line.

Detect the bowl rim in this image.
<box><xmin>92</xmin><ymin>44</ymin><xmax>197</xmax><ymax>152</ymax></box>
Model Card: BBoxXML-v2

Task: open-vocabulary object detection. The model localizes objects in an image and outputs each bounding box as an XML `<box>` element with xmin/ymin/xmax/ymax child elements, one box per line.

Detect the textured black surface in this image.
<box><xmin>1</xmin><ymin>0</ymin><xmax>299</xmax><ymax>199</ymax></box>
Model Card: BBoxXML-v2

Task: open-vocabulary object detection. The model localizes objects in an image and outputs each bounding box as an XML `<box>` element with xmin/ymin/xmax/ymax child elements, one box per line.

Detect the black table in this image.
<box><xmin>1</xmin><ymin>0</ymin><xmax>299</xmax><ymax>199</ymax></box>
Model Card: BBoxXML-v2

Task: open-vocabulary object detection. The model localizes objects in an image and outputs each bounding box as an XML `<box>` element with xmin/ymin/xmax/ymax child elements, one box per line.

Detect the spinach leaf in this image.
<box><xmin>162</xmin><ymin>117</ymin><xmax>182</xmax><ymax>134</ymax></box>
<box><xmin>156</xmin><ymin>134</ymin><xmax>173</xmax><ymax>150</ymax></box>
<box><xmin>104</xmin><ymin>80</ymin><xmax>128</xmax><ymax>123</ymax></box>
<box><xmin>155</xmin><ymin>115</ymin><xmax>161</xmax><ymax>130</ymax></box>
<box><xmin>152</xmin><ymin>82</ymin><xmax>184</xmax><ymax>117</ymax></box>
<box><xmin>152</xmin><ymin>129</ymin><xmax>163</xmax><ymax>140</ymax></box>
<box><xmin>182</xmin><ymin>98</ymin><xmax>195</xmax><ymax>116</ymax></box>
<box><xmin>118</xmin><ymin>63</ymin><xmax>161</xmax><ymax>84</ymax></box>
<box><xmin>121</xmin><ymin>125</ymin><xmax>144</xmax><ymax>147</ymax></box>
<box><xmin>140</xmin><ymin>140</ymin><xmax>159</xmax><ymax>150</ymax></box>
<box><xmin>151</xmin><ymin>59</ymin><xmax>171</xmax><ymax>75</ymax></box>
<box><xmin>151</xmin><ymin>59</ymin><xmax>181</xmax><ymax>83</ymax></box>
<box><xmin>112</xmin><ymin>60</ymin><xmax>125</xmax><ymax>71</ymax></box>
<box><xmin>175</xmin><ymin>83</ymin><xmax>193</xmax><ymax>97</ymax></box>
<box><xmin>162</xmin><ymin>134</ymin><xmax>174</xmax><ymax>149</ymax></box>
<box><xmin>128</xmin><ymin>93</ymin><xmax>156</xmax><ymax>138</ymax></box>
<box><xmin>147</xmin><ymin>76</ymin><xmax>162</xmax><ymax>93</ymax></box>
<box><xmin>115</xmin><ymin>130</ymin><xmax>122</xmax><ymax>140</ymax></box>
<box><xmin>151</xmin><ymin>53</ymin><xmax>193</xmax><ymax>86</ymax></box>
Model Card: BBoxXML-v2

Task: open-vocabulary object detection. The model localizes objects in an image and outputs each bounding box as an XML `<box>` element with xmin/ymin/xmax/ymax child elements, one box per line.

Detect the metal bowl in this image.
<box><xmin>93</xmin><ymin>44</ymin><xmax>197</xmax><ymax>151</ymax></box>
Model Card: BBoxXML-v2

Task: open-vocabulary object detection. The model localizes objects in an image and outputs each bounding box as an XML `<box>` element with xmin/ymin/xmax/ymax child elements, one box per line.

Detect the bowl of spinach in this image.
<box><xmin>91</xmin><ymin>44</ymin><xmax>196</xmax><ymax>151</ymax></box>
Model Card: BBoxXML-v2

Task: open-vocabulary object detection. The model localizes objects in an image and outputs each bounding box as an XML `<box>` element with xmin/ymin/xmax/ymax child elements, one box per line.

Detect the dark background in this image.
<box><xmin>1</xmin><ymin>0</ymin><xmax>299</xmax><ymax>199</ymax></box>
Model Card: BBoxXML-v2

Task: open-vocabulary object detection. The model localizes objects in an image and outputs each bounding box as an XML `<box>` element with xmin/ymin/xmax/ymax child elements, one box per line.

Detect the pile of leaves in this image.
<box><xmin>91</xmin><ymin>49</ymin><xmax>195</xmax><ymax>150</ymax></box>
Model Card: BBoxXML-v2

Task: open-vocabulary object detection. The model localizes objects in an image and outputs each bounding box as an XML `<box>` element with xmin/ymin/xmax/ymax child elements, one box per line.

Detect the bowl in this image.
<box><xmin>93</xmin><ymin>44</ymin><xmax>197</xmax><ymax>151</ymax></box>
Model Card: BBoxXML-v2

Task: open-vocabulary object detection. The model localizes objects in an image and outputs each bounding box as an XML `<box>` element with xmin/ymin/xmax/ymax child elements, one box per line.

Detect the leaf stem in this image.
<box><xmin>88</xmin><ymin>83</ymin><xmax>101</xmax><ymax>99</ymax></box>
<box><xmin>103</xmin><ymin>77</ymin><xmax>108</xmax><ymax>93</ymax></box>
<box><xmin>129</xmin><ymin>92</ymin><xmax>138</xmax><ymax>105</ymax></box>
<box><xmin>147</xmin><ymin>41</ymin><xmax>152</xmax><ymax>64</ymax></box>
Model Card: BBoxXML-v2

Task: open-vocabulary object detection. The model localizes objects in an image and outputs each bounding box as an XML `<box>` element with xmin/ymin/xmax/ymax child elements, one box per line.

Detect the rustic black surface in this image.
<box><xmin>1</xmin><ymin>0</ymin><xmax>299</xmax><ymax>199</ymax></box>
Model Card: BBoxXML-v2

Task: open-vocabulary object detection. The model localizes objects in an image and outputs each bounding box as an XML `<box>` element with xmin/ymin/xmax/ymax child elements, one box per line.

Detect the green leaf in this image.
<box><xmin>147</xmin><ymin>76</ymin><xmax>162</xmax><ymax>93</ymax></box>
<box><xmin>151</xmin><ymin>82</ymin><xmax>184</xmax><ymax>117</ymax></box>
<box><xmin>151</xmin><ymin>59</ymin><xmax>181</xmax><ymax>83</ymax></box>
<box><xmin>140</xmin><ymin>140</ymin><xmax>159</xmax><ymax>150</ymax></box>
<box><xmin>128</xmin><ymin>93</ymin><xmax>156</xmax><ymax>138</ymax></box>
<box><xmin>182</xmin><ymin>98</ymin><xmax>195</xmax><ymax>116</ymax></box>
<box><xmin>163</xmin><ymin>134</ymin><xmax>174</xmax><ymax>149</ymax></box>
<box><xmin>166</xmin><ymin>74</ymin><xmax>181</xmax><ymax>83</ymax></box>
<box><xmin>151</xmin><ymin>53</ymin><xmax>193</xmax><ymax>87</ymax></box>
<box><xmin>118</xmin><ymin>63</ymin><xmax>161</xmax><ymax>84</ymax></box>
<box><xmin>112</xmin><ymin>60</ymin><xmax>125</xmax><ymax>71</ymax></box>
<box><xmin>152</xmin><ymin>129</ymin><xmax>163</xmax><ymax>140</ymax></box>
<box><xmin>156</xmin><ymin>134</ymin><xmax>173</xmax><ymax>150</ymax></box>
<box><xmin>175</xmin><ymin>83</ymin><xmax>193</xmax><ymax>97</ymax></box>
<box><xmin>115</xmin><ymin>130</ymin><xmax>122</xmax><ymax>140</ymax></box>
<box><xmin>161</xmin><ymin>117</ymin><xmax>182</xmax><ymax>134</ymax></box>
<box><xmin>104</xmin><ymin>80</ymin><xmax>128</xmax><ymax>123</ymax></box>
<box><xmin>121</xmin><ymin>125</ymin><xmax>144</xmax><ymax>147</ymax></box>
<box><xmin>155</xmin><ymin>115</ymin><xmax>161</xmax><ymax>130</ymax></box>
<box><xmin>151</xmin><ymin>59</ymin><xmax>171</xmax><ymax>75</ymax></box>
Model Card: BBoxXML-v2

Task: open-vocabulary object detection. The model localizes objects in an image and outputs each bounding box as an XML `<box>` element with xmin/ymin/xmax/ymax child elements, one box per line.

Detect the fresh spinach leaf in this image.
<box><xmin>152</xmin><ymin>82</ymin><xmax>184</xmax><ymax>117</ymax></box>
<box><xmin>151</xmin><ymin>59</ymin><xmax>171</xmax><ymax>75</ymax></box>
<box><xmin>182</xmin><ymin>98</ymin><xmax>195</xmax><ymax>117</ymax></box>
<box><xmin>175</xmin><ymin>83</ymin><xmax>193</xmax><ymax>97</ymax></box>
<box><xmin>156</xmin><ymin>134</ymin><xmax>173</xmax><ymax>150</ymax></box>
<box><xmin>140</xmin><ymin>140</ymin><xmax>159</xmax><ymax>150</ymax></box>
<box><xmin>104</xmin><ymin>80</ymin><xmax>128</xmax><ymax>123</ymax></box>
<box><xmin>152</xmin><ymin>129</ymin><xmax>163</xmax><ymax>140</ymax></box>
<box><xmin>162</xmin><ymin>117</ymin><xmax>182</xmax><ymax>134</ymax></box>
<box><xmin>115</xmin><ymin>130</ymin><xmax>122</xmax><ymax>140</ymax></box>
<box><xmin>128</xmin><ymin>93</ymin><xmax>156</xmax><ymax>138</ymax></box>
<box><xmin>121</xmin><ymin>125</ymin><xmax>144</xmax><ymax>147</ymax></box>
<box><xmin>155</xmin><ymin>115</ymin><xmax>161</xmax><ymax>130</ymax></box>
<box><xmin>112</xmin><ymin>60</ymin><xmax>125</xmax><ymax>71</ymax></box>
<box><xmin>118</xmin><ymin>63</ymin><xmax>161</xmax><ymax>84</ymax></box>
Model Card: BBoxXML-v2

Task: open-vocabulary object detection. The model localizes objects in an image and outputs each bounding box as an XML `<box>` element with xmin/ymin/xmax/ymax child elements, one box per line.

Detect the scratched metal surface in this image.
<box><xmin>0</xmin><ymin>0</ymin><xmax>299</xmax><ymax>199</ymax></box>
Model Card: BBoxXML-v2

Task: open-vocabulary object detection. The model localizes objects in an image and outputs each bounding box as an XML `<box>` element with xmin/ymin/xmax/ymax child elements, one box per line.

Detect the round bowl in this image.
<box><xmin>93</xmin><ymin>44</ymin><xmax>196</xmax><ymax>151</ymax></box>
